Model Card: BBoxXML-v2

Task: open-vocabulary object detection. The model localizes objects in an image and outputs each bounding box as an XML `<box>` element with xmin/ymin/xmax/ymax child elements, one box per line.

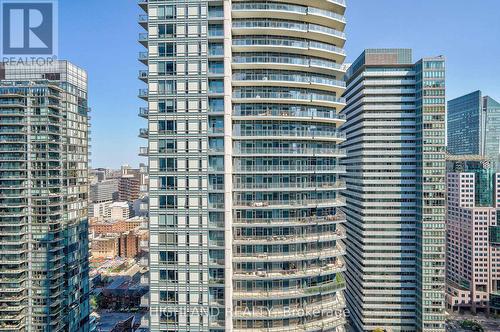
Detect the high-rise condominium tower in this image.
<box><xmin>138</xmin><ymin>0</ymin><xmax>348</xmax><ymax>331</ymax></box>
<box><xmin>0</xmin><ymin>61</ymin><xmax>90</xmax><ymax>331</ymax></box>
<box><xmin>448</xmin><ymin>91</ymin><xmax>500</xmax><ymax>166</ymax></box>
<box><xmin>342</xmin><ymin>49</ymin><xmax>446</xmax><ymax>332</ymax></box>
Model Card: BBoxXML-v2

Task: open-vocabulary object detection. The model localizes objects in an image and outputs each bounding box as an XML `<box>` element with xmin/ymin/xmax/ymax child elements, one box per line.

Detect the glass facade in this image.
<box><xmin>0</xmin><ymin>61</ymin><xmax>90</xmax><ymax>331</ymax></box>
<box><xmin>342</xmin><ymin>49</ymin><xmax>446</xmax><ymax>332</ymax></box>
<box><xmin>448</xmin><ymin>91</ymin><xmax>500</xmax><ymax>167</ymax></box>
<box><xmin>139</xmin><ymin>0</ymin><xmax>348</xmax><ymax>331</ymax></box>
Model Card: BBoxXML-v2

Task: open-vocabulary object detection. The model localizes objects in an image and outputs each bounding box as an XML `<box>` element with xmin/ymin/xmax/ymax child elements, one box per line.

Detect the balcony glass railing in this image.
<box><xmin>208</xmin><ymin>7</ymin><xmax>224</xmax><ymax>18</ymax></box>
<box><xmin>234</xmin><ymin>164</ymin><xmax>346</xmax><ymax>173</ymax></box>
<box><xmin>232</xmin><ymin>19</ymin><xmax>345</xmax><ymax>39</ymax></box>
<box><xmin>233</xmin><ymin>54</ymin><xmax>344</xmax><ymax>72</ymax></box>
<box><xmin>233</xmin><ymin>196</ymin><xmax>345</xmax><ymax>208</ymax></box>
<box><xmin>138</xmin><ymin>107</ymin><xmax>149</xmax><ymax>117</ymax></box>
<box><xmin>233</xmin><ymin>37</ymin><xmax>307</xmax><ymax>49</ymax></box>
<box><xmin>233</xmin><ymin>88</ymin><xmax>345</xmax><ymax>105</ymax></box>
<box><xmin>233</xmin><ymin>107</ymin><xmax>345</xmax><ymax>121</ymax></box>
<box><xmin>233</xmin><ymin>244</ymin><xmax>345</xmax><ymax>260</ymax></box>
<box><xmin>234</xmin><ymin>212</ymin><xmax>346</xmax><ymax>225</ymax></box>
<box><xmin>232</xmin><ymin>72</ymin><xmax>346</xmax><ymax>88</ymax></box>
<box><xmin>208</xmin><ymin>25</ymin><xmax>224</xmax><ymax>37</ymax></box>
<box><xmin>232</xmin><ymin>3</ymin><xmax>346</xmax><ymax>23</ymax></box>
<box><xmin>233</xmin><ymin>181</ymin><xmax>346</xmax><ymax>190</ymax></box>
<box><xmin>233</xmin><ymin>146</ymin><xmax>345</xmax><ymax>156</ymax></box>
<box><xmin>234</xmin><ymin>129</ymin><xmax>345</xmax><ymax>140</ymax></box>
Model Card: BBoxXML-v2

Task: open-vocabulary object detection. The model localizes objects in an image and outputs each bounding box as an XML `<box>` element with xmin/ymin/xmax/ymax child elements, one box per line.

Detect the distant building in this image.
<box><xmin>98</xmin><ymin>276</ymin><xmax>148</xmax><ymax>311</ymax></box>
<box><xmin>90</xmin><ymin>217</ymin><xmax>148</xmax><ymax>260</ymax></box>
<box><xmin>118</xmin><ymin>174</ymin><xmax>141</xmax><ymax>202</ymax></box>
<box><xmin>109</xmin><ymin>201</ymin><xmax>132</xmax><ymax>220</ymax></box>
<box><xmin>92</xmin><ymin>235</ymin><xmax>120</xmax><ymax>259</ymax></box>
<box><xmin>446</xmin><ymin>155</ymin><xmax>500</xmax><ymax>314</ymax></box>
<box><xmin>90</xmin><ymin>200</ymin><xmax>113</xmax><ymax>219</ymax></box>
<box><xmin>90</xmin><ymin>179</ymin><xmax>119</xmax><ymax>202</ymax></box>
<box><xmin>91</xmin><ymin>217</ymin><xmax>144</xmax><ymax>235</ymax></box>
<box><xmin>448</xmin><ymin>91</ymin><xmax>500</xmax><ymax>166</ymax></box>
<box><xmin>90</xmin><ymin>168</ymin><xmax>107</xmax><ymax>184</ymax></box>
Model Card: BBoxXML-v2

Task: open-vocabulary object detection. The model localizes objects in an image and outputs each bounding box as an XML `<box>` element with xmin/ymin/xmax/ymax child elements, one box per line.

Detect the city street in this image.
<box><xmin>446</xmin><ymin>312</ymin><xmax>500</xmax><ymax>331</ymax></box>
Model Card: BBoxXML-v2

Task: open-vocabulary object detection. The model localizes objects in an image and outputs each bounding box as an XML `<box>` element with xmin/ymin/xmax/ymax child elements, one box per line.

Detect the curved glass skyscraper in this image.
<box><xmin>139</xmin><ymin>0</ymin><xmax>347</xmax><ymax>330</ymax></box>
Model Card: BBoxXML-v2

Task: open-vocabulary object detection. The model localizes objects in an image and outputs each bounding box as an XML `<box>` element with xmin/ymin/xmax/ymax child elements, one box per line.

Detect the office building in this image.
<box><xmin>138</xmin><ymin>0</ymin><xmax>348</xmax><ymax>330</ymax></box>
<box><xmin>342</xmin><ymin>49</ymin><xmax>446</xmax><ymax>331</ymax></box>
<box><xmin>445</xmin><ymin>155</ymin><xmax>500</xmax><ymax>314</ymax></box>
<box><xmin>90</xmin><ymin>178</ymin><xmax>119</xmax><ymax>203</ymax></box>
<box><xmin>0</xmin><ymin>61</ymin><xmax>90</xmax><ymax>331</ymax></box>
<box><xmin>448</xmin><ymin>91</ymin><xmax>500</xmax><ymax>165</ymax></box>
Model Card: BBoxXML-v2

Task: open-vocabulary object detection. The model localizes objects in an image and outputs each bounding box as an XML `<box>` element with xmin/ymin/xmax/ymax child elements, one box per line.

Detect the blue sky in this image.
<box><xmin>59</xmin><ymin>0</ymin><xmax>500</xmax><ymax>168</ymax></box>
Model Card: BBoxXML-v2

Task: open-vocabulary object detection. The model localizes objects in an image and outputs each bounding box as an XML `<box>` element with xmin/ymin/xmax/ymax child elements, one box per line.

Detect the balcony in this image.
<box><xmin>234</xmin><ymin>261</ymin><xmax>345</xmax><ymax>280</ymax></box>
<box><xmin>138</xmin><ymin>70</ymin><xmax>148</xmax><ymax>82</ymax></box>
<box><xmin>232</xmin><ymin>3</ymin><xmax>346</xmax><ymax>30</ymax></box>
<box><xmin>233</xmin><ymin>316</ymin><xmax>346</xmax><ymax>332</ymax></box>
<box><xmin>233</xmin><ymin>129</ymin><xmax>345</xmax><ymax>142</ymax></box>
<box><xmin>232</xmin><ymin>243</ymin><xmax>346</xmax><ymax>263</ymax></box>
<box><xmin>233</xmin><ymin>229</ymin><xmax>345</xmax><ymax>245</ymax></box>
<box><xmin>138</xmin><ymin>52</ymin><xmax>148</xmax><ymax>65</ymax></box>
<box><xmin>233</xmin><ymin>180</ymin><xmax>346</xmax><ymax>192</ymax></box>
<box><xmin>233</xmin><ymin>294</ymin><xmax>345</xmax><ymax>319</ymax></box>
<box><xmin>138</xmin><ymin>33</ymin><xmax>148</xmax><ymax>47</ymax></box>
<box><xmin>138</xmin><ymin>0</ymin><xmax>147</xmax><ymax>12</ymax></box>
<box><xmin>138</xmin><ymin>107</ymin><xmax>149</xmax><ymax>118</ymax></box>
<box><xmin>139</xmin><ymin>147</ymin><xmax>148</xmax><ymax>156</ymax></box>
<box><xmin>232</xmin><ymin>146</ymin><xmax>346</xmax><ymax>157</ymax></box>
<box><xmin>232</xmin><ymin>278</ymin><xmax>345</xmax><ymax>300</ymax></box>
<box><xmin>138</xmin><ymin>14</ymin><xmax>148</xmax><ymax>29</ymax></box>
<box><xmin>232</xmin><ymin>88</ymin><xmax>346</xmax><ymax>108</ymax></box>
<box><xmin>232</xmin><ymin>72</ymin><xmax>345</xmax><ymax>94</ymax></box>
<box><xmin>138</xmin><ymin>89</ymin><xmax>148</xmax><ymax>100</ymax></box>
<box><xmin>232</xmin><ymin>55</ymin><xmax>346</xmax><ymax>76</ymax></box>
<box><xmin>139</xmin><ymin>128</ymin><xmax>149</xmax><ymax>139</ymax></box>
<box><xmin>234</xmin><ymin>164</ymin><xmax>346</xmax><ymax>174</ymax></box>
<box><xmin>232</xmin><ymin>20</ymin><xmax>345</xmax><ymax>46</ymax></box>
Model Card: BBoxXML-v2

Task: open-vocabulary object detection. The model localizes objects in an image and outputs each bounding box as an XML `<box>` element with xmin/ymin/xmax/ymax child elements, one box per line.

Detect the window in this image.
<box><xmin>159</xmin><ymin>61</ymin><xmax>175</xmax><ymax>75</ymax></box>
<box><xmin>158</xmin><ymin>120</ymin><xmax>176</xmax><ymax>133</ymax></box>
<box><xmin>159</xmin><ymin>157</ymin><xmax>177</xmax><ymax>172</ymax></box>
<box><xmin>159</xmin><ymin>80</ymin><xmax>175</xmax><ymax>94</ymax></box>
<box><xmin>158</xmin><ymin>5</ymin><xmax>175</xmax><ymax>19</ymax></box>
<box><xmin>209</xmin><ymin>43</ymin><xmax>224</xmax><ymax>56</ymax></box>
<box><xmin>209</xmin><ymin>98</ymin><xmax>224</xmax><ymax>112</ymax></box>
<box><xmin>160</xmin><ymin>290</ymin><xmax>178</xmax><ymax>304</ymax></box>
<box><xmin>165</xmin><ymin>176</ymin><xmax>177</xmax><ymax>189</ymax></box>
<box><xmin>159</xmin><ymin>99</ymin><xmax>175</xmax><ymax>113</ymax></box>
<box><xmin>159</xmin><ymin>251</ymin><xmax>177</xmax><ymax>263</ymax></box>
<box><xmin>159</xmin><ymin>195</ymin><xmax>177</xmax><ymax>208</ymax></box>
<box><xmin>159</xmin><ymin>43</ymin><xmax>175</xmax><ymax>57</ymax></box>
<box><xmin>159</xmin><ymin>139</ymin><xmax>176</xmax><ymax>153</ymax></box>
<box><xmin>209</xmin><ymin>80</ymin><xmax>224</xmax><ymax>93</ymax></box>
<box><xmin>209</xmin><ymin>138</ymin><xmax>224</xmax><ymax>150</ymax></box>
<box><xmin>208</xmin><ymin>24</ymin><xmax>223</xmax><ymax>37</ymax></box>
<box><xmin>159</xmin><ymin>214</ymin><xmax>177</xmax><ymax>227</ymax></box>
<box><xmin>209</xmin><ymin>61</ymin><xmax>224</xmax><ymax>74</ymax></box>
<box><xmin>158</xmin><ymin>24</ymin><xmax>175</xmax><ymax>38</ymax></box>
